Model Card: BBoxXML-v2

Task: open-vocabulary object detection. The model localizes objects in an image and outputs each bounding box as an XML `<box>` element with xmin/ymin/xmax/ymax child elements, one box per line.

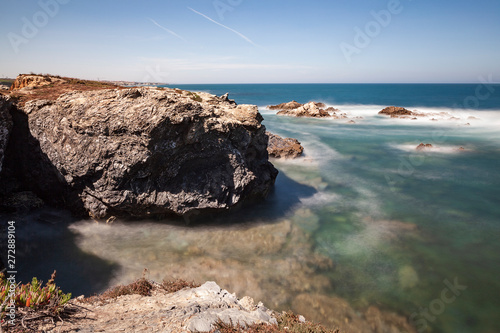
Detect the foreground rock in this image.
<box><xmin>3</xmin><ymin>85</ymin><xmax>278</xmax><ymax>219</ymax></box>
<box><xmin>267</xmin><ymin>132</ymin><xmax>304</xmax><ymax>158</ymax></box>
<box><xmin>0</xmin><ymin>95</ymin><xmax>13</xmax><ymax>174</ymax></box>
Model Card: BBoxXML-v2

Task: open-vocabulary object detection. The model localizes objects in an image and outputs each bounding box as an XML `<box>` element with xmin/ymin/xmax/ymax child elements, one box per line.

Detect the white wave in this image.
<box><xmin>390</xmin><ymin>143</ymin><xmax>469</xmax><ymax>154</ymax></box>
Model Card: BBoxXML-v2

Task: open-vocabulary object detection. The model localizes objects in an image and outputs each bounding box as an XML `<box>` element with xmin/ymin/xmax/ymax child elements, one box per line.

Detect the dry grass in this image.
<box><xmin>211</xmin><ymin>311</ymin><xmax>341</xmax><ymax>333</ymax></box>
<box><xmin>161</xmin><ymin>279</ymin><xmax>200</xmax><ymax>293</ymax></box>
<box><xmin>8</xmin><ymin>74</ymin><xmax>119</xmax><ymax>106</ymax></box>
<box><xmin>83</xmin><ymin>278</ymin><xmax>200</xmax><ymax>304</ymax></box>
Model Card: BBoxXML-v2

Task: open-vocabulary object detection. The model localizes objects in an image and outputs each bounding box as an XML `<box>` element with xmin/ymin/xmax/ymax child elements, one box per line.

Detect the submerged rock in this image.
<box><xmin>267</xmin><ymin>132</ymin><xmax>304</xmax><ymax>158</ymax></box>
<box><xmin>9</xmin><ymin>86</ymin><xmax>277</xmax><ymax>219</ymax></box>
<box><xmin>292</xmin><ymin>293</ymin><xmax>417</xmax><ymax>333</ymax></box>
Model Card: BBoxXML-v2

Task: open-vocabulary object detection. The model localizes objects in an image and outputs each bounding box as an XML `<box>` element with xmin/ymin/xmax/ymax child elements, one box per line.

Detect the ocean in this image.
<box><xmin>4</xmin><ymin>84</ymin><xmax>500</xmax><ymax>333</ymax></box>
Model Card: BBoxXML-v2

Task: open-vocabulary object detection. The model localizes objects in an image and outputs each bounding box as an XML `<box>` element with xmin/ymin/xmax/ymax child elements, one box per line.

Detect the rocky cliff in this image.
<box><xmin>1</xmin><ymin>83</ymin><xmax>278</xmax><ymax>219</ymax></box>
<box><xmin>0</xmin><ymin>96</ymin><xmax>13</xmax><ymax>174</ymax></box>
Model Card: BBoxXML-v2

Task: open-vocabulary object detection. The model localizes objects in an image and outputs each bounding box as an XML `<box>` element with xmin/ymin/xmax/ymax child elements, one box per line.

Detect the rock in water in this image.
<box><xmin>276</xmin><ymin>102</ymin><xmax>331</xmax><ymax>118</ymax></box>
<box><xmin>0</xmin><ymin>95</ymin><xmax>13</xmax><ymax>174</ymax></box>
<box><xmin>378</xmin><ymin>106</ymin><xmax>415</xmax><ymax>117</ymax></box>
<box><xmin>266</xmin><ymin>132</ymin><xmax>304</xmax><ymax>158</ymax></box>
<box><xmin>416</xmin><ymin>143</ymin><xmax>433</xmax><ymax>150</ymax></box>
<box><xmin>268</xmin><ymin>100</ymin><xmax>303</xmax><ymax>110</ymax></box>
<box><xmin>18</xmin><ymin>87</ymin><xmax>278</xmax><ymax>219</ymax></box>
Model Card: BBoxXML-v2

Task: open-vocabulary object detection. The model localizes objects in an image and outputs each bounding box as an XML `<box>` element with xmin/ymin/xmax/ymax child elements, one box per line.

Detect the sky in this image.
<box><xmin>0</xmin><ymin>0</ymin><xmax>499</xmax><ymax>84</ymax></box>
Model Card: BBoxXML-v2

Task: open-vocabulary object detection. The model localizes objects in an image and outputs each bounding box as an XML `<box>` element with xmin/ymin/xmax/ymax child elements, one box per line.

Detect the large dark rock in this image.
<box><xmin>378</xmin><ymin>106</ymin><xmax>415</xmax><ymax>118</ymax></box>
<box><xmin>12</xmin><ymin>87</ymin><xmax>277</xmax><ymax>219</ymax></box>
<box><xmin>0</xmin><ymin>95</ymin><xmax>13</xmax><ymax>175</ymax></box>
<box><xmin>266</xmin><ymin>132</ymin><xmax>304</xmax><ymax>159</ymax></box>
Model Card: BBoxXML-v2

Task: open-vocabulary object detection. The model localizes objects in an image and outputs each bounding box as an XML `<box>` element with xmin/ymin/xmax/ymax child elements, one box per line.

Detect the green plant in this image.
<box><xmin>0</xmin><ymin>271</ymin><xmax>71</xmax><ymax>329</ymax></box>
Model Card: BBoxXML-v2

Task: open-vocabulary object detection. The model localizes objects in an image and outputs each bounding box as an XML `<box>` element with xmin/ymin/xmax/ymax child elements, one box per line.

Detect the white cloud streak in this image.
<box><xmin>187</xmin><ymin>7</ymin><xmax>259</xmax><ymax>47</ymax></box>
<box><xmin>148</xmin><ymin>18</ymin><xmax>186</xmax><ymax>41</ymax></box>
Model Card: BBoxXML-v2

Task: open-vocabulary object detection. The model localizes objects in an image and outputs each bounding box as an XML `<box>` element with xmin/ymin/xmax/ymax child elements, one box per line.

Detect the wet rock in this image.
<box><xmin>267</xmin><ymin>132</ymin><xmax>304</xmax><ymax>159</ymax></box>
<box><xmin>379</xmin><ymin>106</ymin><xmax>417</xmax><ymax>118</ymax></box>
<box><xmin>277</xmin><ymin>102</ymin><xmax>331</xmax><ymax>118</ymax></box>
<box><xmin>268</xmin><ymin>100</ymin><xmax>303</xmax><ymax>110</ymax></box>
<box><xmin>15</xmin><ymin>86</ymin><xmax>277</xmax><ymax>219</ymax></box>
<box><xmin>416</xmin><ymin>143</ymin><xmax>433</xmax><ymax>151</ymax></box>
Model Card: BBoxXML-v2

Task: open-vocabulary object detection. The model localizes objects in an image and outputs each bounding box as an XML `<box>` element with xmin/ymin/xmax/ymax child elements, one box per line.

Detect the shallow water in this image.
<box><xmin>2</xmin><ymin>84</ymin><xmax>500</xmax><ymax>332</ymax></box>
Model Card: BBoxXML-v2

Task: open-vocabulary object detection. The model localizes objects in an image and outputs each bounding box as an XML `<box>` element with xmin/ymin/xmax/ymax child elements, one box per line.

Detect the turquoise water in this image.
<box><xmin>168</xmin><ymin>84</ymin><xmax>500</xmax><ymax>332</ymax></box>
<box><xmin>3</xmin><ymin>84</ymin><xmax>500</xmax><ymax>332</ymax></box>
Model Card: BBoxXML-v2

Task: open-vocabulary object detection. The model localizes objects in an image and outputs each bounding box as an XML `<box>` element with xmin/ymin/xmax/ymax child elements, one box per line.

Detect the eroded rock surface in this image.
<box><xmin>13</xmin><ymin>87</ymin><xmax>277</xmax><ymax>218</ymax></box>
<box><xmin>267</xmin><ymin>132</ymin><xmax>304</xmax><ymax>158</ymax></box>
<box><xmin>9</xmin><ymin>74</ymin><xmax>67</xmax><ymax>91</ymax></box>
<box><xmin>277</xmin><ymin>102</ymin><xmax>331</xmax><ymax>118</ymax></box>
<box><xmin>0</xmin><ymin>95</ymin><xmax>13</xmax><ymax>174</ymax></box>
<box><xmin>268</xmin><ymin>100</ymin><xmax>303</xmax><ymax>110</ymax></box>
<box><xmin>42</xmin><ymin>282</ymin><xmax>277</xmax><ymax>333</ymax></box>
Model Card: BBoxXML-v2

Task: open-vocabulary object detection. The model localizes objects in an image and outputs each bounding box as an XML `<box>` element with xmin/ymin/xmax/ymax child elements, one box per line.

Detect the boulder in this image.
<box><xmin>13</xmin><ymin>87</ymin><xmax>277</xmax><ymax>219</ymax></box>
<box><xmin>268</xmin><ymin>100</ymin><xmax>303</xmax><ymax>110</ymax></box>
<box><xmin>0</xmin><ymin>95</ymin><xmax>13</xmax><ymax>174</ymax></box>
<box><xmin>378</xmin><ymin>106</ymin><xmax>415</xmax><ymax>118</ymax></box>
<box><xmin>277</xmin><ymin>102</ymin><xmax>331</xmax><ymax>118</ymax></box>
<box><xmin>267</xmin><ymin>132</ymin><xmax>304</xmax><ymax>159</ymax></box>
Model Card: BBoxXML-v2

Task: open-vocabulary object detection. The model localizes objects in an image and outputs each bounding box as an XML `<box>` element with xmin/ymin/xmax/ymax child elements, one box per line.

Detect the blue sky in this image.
<box><xmin>1</xmin><ymin>0</ymin><xmax>499</xmax><ymax>83</ymax></box>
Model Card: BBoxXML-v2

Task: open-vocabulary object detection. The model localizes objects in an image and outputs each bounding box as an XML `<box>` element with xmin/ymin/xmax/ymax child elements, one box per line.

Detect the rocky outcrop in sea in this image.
<box><xmin>267</xmin><ymin>132</ymin><xmax>304</xmax><ymax>159</ymax></box>
<box><xmin>0</xmin><ymin>76</ymin><xmax>278</xmax><ymax>219</ymax></box>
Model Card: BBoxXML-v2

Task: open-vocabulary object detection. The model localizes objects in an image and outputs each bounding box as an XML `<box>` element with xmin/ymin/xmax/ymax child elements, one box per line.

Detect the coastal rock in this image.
<box><xmin>277</xmin><ymin>102</ymin><xmax>331</xmax><ymax>118</ymax></box>
<box><xmin>44</xmin><ymin>281</ymin><xmax>277</xmax><ymax>332</ymax></box>
<box><xmin>268</xmin><ymin>100</ymin><xmax>303</xmax><ymax>110</ymax></box>
<box><xmin>12</xmin><ymin>86</ymin><xmax>277</xmax><ymax>219</ymax></box>
<box><xmin>0</xmin><ymin>95</ymin><xmax>13</xmax><ymax>174</ymax></box>
<box><xmin>416</xmin><ymin>143</ymin><xmax>433</xmax><ymax>150</ymax></box>
<box><xmin>379</xmin><ymin>106</ymin><xmax>416</xmax><ymax>118</ymax></box>
<box><xmin>267</xmin><ymin>132</ymin><xmax>304</xmax><ymax>158</ymax></box>
<box><xmin>9</xmin><ymin>74</ymin><xmax>66</xmax><ymax>91</ymax></box>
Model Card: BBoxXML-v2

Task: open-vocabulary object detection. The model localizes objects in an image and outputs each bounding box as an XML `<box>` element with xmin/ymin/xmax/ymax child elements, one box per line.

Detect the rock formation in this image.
<box><xmin>268</xmin><ymin>100</ymin><xmax>303</xmax><ymax>110</ymax></box>
<box><xmin>378</xmin><ymin>106</ymin><xmax>422</xmax><ymax>118</ymax></box>
<box><xmin>9</xmin><ymin>74</ymin><xmax>67</xmax><ymax>91</ymax></box>
<box><xmin>0</xmin><ymin>95</ymin><xmax>13</xmax><ymax>174</ymax></box>
<box><xmin>276</xmin><ymin>102</ymin><xmax>331</xmax><ymax>118</ymax></box>
<box><xmin>71</xmin><ymin>282</ymin><xmax>277</xmax><ymax>332</ymax></box>
<box><xmin>2</xmin><ymin>83</ymin><xmax>278</xmax><ymax>219</ymax></box>
<box><xmin>267</xmin><ymin>132</ymin><xmax>304</xmax><ymax>158</ymax></box>
<box><xmin>416</xmin><ymin>143</ymin><xmax>433</xmax><ymax>150</ymax></box>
